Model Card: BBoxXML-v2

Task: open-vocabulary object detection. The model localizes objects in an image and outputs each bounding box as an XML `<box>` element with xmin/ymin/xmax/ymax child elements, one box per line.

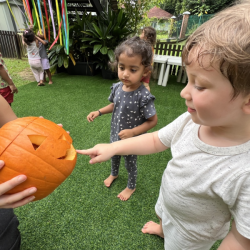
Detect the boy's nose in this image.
<box><xmin>180</xmin><ymin>82</ymin><xmax>191</xmax><ymax>100</ymax></box>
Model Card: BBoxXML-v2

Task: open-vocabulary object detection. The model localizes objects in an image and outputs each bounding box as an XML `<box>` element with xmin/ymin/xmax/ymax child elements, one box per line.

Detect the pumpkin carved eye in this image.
<box><xmin>28</xmin><ymin>135</ymin><xmax>47</xmax><ymax>150</ymax></box>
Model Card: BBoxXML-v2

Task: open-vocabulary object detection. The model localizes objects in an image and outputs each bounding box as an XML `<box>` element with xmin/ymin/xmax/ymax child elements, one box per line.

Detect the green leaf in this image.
<box><xmin>63</xmin><ymin>56</ymin><xmax>69</xmax><ymax>68</ymax></box>
<box><xmin>56</xmin><ymin>45</ymin><xmax>64</xmax><ymax>54</ymax></box>
<box><xmin>92</xmin><ymin>23</ymin><xmax>103</xmax><ymax>38</ymax></box>
<box><xmin>107</xmin><ymin>49</ymin><xmax>115</xmax><ymax>62</ymax></box>
<box><xmin>93</xmin><ymin>44</ymin><xmax>102</xmax><ymax>54</ymax></box>
<box><xmin>58</xmin><ymin>54</ymin><xmax>64</xmax><ymax>67</ymax></box>
<box><xmin>100</xmin><ymin>46</ymin><xmax>108</xmax><ymax>54</ymax></box>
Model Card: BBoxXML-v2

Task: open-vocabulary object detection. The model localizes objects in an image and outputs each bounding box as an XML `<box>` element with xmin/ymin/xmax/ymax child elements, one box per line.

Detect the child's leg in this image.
<box><xmin>141</xmin><ymin>216</ymin><xmax>164</xmax><ymax>238</ymax></box>
<box><xmin>46</xmin><ymin>69</ymin><xmax>53</xmax><ymax>84</ymax></box>
<box><xmin>117</xmin><ymin>155</ymin><xmax>137</xmax><ymax>201</ymax></box>
<box><xmin>30</xmin><ymin>60</ymin><xmax>44</xmax><ymax>86</ymax></box>
<box><xmin>29</xmin><ymin>60</ymin><xmax>40</xmax><ymax>83</ymax></box>
<box><xmin>104</xmin><ymin>155</ymin><xmax>121</xmax><ymax>187</ymax></box>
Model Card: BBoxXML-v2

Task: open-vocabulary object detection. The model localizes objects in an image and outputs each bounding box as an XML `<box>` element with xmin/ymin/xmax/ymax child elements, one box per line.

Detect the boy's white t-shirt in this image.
<box><xmin>158</xmin><ymin>112</ymin><xmax>250</xmax><ymax>242</ymax></box>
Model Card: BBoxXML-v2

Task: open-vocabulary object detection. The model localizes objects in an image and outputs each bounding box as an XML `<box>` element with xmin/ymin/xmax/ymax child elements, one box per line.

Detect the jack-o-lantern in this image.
<box><xmin>0</xmin><ymin>117</ymin><xmax>77</xmax><ymax>201</ymax></box>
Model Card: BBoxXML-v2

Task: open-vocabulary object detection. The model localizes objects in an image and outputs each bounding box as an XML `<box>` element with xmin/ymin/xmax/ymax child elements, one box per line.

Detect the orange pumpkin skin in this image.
<box><xmin>0</xmin><ymin>117</ymin><xmax>77</xmax><ymax>201</ymax></box>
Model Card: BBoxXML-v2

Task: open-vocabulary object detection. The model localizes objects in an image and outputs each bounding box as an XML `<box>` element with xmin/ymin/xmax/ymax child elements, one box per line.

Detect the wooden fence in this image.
<box><xmin>0</xmin><ymin>31</ymin><xmax>26</xmax><ymax>59</ymax></box>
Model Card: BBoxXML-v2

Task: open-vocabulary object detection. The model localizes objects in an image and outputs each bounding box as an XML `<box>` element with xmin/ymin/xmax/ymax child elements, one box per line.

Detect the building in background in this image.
<box><xmin>0</xmin><ymin>0</ymin><xmax>26</xmax><ymax>32</ymax></box>
<box><xmin>148</xmin><ymin>6</ymin><xmax>172</xmax><ymax>32</ymax></box>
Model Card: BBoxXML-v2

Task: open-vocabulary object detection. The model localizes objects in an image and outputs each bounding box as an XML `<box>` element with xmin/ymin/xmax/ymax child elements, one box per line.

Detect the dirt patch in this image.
<box><xmin>18</xmin><ymin>67</ymin><xmax>36</xmax><ymax>82</ymax></box>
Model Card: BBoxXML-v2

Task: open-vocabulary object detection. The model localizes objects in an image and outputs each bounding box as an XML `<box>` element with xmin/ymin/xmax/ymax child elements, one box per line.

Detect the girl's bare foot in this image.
<box><xmin>104</xmin><ymin>175</ymin><xmax>118</xmax><ymax>187</ymax></box>
<box><xmin>117</xmin><ymin>187</ymin><xmax>135</xmax><ymax>201</ymax></box>
<box><xmin>48</xmin><ymin>81</ymin><xmax>53</xmax><ymax>84</ymax></box>
<box><xmin>141</xmin><ymin>221</ymin><xmax>164</xmax><ymax>238</ymax></box>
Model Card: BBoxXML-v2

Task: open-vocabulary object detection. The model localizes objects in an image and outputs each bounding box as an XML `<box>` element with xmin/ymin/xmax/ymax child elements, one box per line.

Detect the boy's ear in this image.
<box><xmin>242</xmin><ymin>95</ymin><xmax>250</xmax><ymax>114</ymax></box>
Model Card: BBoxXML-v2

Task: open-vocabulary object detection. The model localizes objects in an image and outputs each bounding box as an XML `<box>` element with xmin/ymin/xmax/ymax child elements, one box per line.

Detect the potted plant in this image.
<box><xmin>81</xmin><ymin>8</ymin><xmax>133</xmax><ymax>79</ymax></box>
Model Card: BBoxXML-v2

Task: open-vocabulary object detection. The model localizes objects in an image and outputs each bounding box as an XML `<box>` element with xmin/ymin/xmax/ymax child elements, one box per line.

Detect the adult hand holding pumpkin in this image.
<box><xmin>0</xmin><ymin>160</ymin><xmax>37</xmax><ymax>208</ymax></box>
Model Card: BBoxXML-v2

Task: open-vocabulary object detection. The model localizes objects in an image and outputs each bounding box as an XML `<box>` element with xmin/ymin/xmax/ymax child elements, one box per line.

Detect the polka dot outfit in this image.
<box><xmin>109</xmin><ymin>82</ymin><xmax>156</xmax><ymax>189</ymax></box>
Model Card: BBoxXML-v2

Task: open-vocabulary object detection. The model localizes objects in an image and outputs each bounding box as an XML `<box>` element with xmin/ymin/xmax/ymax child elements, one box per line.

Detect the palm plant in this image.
<box><xmin>81</xmin><ymin>8</ymin><xmax>133</xmax><ymax>70</ymax></box>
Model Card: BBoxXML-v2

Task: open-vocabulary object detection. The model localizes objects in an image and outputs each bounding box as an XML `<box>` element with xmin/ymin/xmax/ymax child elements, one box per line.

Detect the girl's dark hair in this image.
<box><xmin>114</xmin><ymin>36</ymin><xmax>153</xmax><ymax>69</ymax></box>
<box><xmin>143</xmin><ymin>27</ymin><xmax>156</xmax><ymax>46</ymax></box>
<box><xmin>23</xmin><ymin>29</ymin><xmax>35</xmax><ymax>46</ymax></box>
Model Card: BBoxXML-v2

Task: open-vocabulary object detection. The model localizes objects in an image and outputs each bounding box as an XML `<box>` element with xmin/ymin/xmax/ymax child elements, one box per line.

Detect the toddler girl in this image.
<box><xmin>22</xmin><ymin>29</ymin><xmax>44</xmax><ymax>86</ymax></box>
<box><xmin>86</xmin><ymin>36</ymin><xmax>158</xmax><ymax>201</ymax></box>
<box><xmin>36</xmin><ymin>31</ymin><xmax>53</xmax><ymax>84</ymax></box>
<box><xmin>140</xmin><ymin>26</ymin><xmax>156</xmax><ymax>92</ymax></box>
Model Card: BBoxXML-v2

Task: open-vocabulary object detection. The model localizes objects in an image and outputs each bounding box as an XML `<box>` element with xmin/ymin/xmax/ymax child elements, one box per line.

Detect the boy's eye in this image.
<box><xmin>194</xmin><ymin>85</ymin><xmax>205</xmax><ymax>91</ymax></box>
<box><xmin>131</xmin><ymin>69</ymin><xmax>137</xmax><ymax>73</ymax></box>
<box><xmin>119</xmin><ymin>66</ymin><xmax>124</xmax><ymax>70</ymax></box>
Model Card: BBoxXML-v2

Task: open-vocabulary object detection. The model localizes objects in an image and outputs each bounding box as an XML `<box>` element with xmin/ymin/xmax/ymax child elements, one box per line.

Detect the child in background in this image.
<box><xmin>140</xmin><ymin>27</ymin><xmax>156</xmax><ymax>92</ymax></box>
<box><xmin>78</xmin><ymin>1</ymin><xmax>250</xmax><ymax>249</ymax></box>
<box><xmin>86</xmin><ymin>36</ymin><xmax>158</xmax><ymax>201</ymax></box>
<box><xmin>22</xmin><ymin>29</ymin><xmax>44</xmax><ymax>86</ymax></box>
<box><xmin>0</xmin><ymin>52</ymin><xmax>18</xmax><ymax>106</ymax></box>
<box><xmin>35</xmin><ymin>31</ymin><xmax>53</xmax><ymax>84</ymax></box>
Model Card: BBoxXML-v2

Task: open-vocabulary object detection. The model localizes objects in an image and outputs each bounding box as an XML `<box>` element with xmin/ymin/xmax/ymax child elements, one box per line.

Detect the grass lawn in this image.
<box><xmin>4</xmin><ymin>58</ymin><xmax>221</xmax><ymax>249</ymax></box>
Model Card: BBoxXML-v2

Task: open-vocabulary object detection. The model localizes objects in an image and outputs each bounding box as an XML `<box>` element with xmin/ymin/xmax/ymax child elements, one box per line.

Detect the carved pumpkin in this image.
<box><xmin>0</xmin><ymin>117</ymin><xmax>77</xmax><ymax>201</ymax></box>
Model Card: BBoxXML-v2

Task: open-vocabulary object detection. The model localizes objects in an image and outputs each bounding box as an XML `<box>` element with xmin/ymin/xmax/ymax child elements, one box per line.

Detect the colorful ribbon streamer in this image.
<box><xmin>61</xmin><ymin>0</ymin><xmax>67</xmax><ymax>49</ymax></box>
<box><xmin>64</xmin><ymin>0</ymin><xmax>69</xmax><ymax>54</ymax></box>
<box><xmin>49</xmin><ymin>19</ymin><xmax>63</xmax><ymax>50</ymax></box>
<box><xmin>6</xmin><ymin>0</ymin><xmax>21</xmax><ymax>29</ymax></box>
<box><xmin>31</xmin><ymin>0</ymin><xmax>41</xmax><ymax>32</ymax></box>
<box><xmin>55</xmin><ymin>0</ymin><xmax>62</xmax><ymax>45</ymax></box>
<box><xmin>36</xmin><ymin>0</ymin><xmax>45</xmax><ymax>35</ymax></box>
<box><xmin>25</xmin><ymin>0</ymin><xmax>33</xmax><ymax>24</ymax></box>
<box><xmin>48</xmin><ymin>0</ymin><xmax>56</xmax><ymax>39</ymax></box>
<box><xmin>43</xmin><ymin>0</ymin><xmax>50</xmax><ymax>41</ymax></box>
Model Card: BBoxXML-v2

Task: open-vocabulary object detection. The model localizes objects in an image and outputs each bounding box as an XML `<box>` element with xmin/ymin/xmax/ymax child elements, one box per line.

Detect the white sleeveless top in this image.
<box><xmin>27</xmin><ymin>41</ymin><xmax>41</xmax><ymax>60</ymax></box>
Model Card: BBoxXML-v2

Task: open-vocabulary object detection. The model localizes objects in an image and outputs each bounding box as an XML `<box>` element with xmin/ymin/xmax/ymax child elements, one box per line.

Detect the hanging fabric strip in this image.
<box><xmin>31</xmin><ymin>0</ymin><xmax>41</xmax><ymax>32</ymax></box>
<box><xmin>25</xmin><ymin>0</ymin><xmax>33</xmax><ymax>24</ymax></box>
<box><xmin>55</xmin><ymin>0</ymin><xmax>62</xmax><ymax>45</ymax></box>
<box><xmin>49</xmin><ymin>19</ymin><xmax>63</xmax><ymax>50</ymax></box>
<box><xmin>42</xmin><ymin>0</ymin><xmax>50</xmax><ymax>41</ymax></box>
<box><xmin>13</xmin><ymin>0</ymin><xmax>29</xmax><ymax>27</ymax></box>
<box><xmin>22</xmin><ymin>0</ymin><xmax>31</xmax><ymax>25</ymax></box>
<box><xmin>61</xmin><ymin>0</ymin><xmax>67</xmax><ymax>49</ymax></box>
<box><xmin>36</xmin><ymin>0</ymin><xmax>44</xmax><ymax>34</ymax></box>
<box><xmin>64</xmin><ymin>0</ymin><xmax>69</xmax><ymax>54</ymax></box>
<box><xmin>6</xmin><ymin>0</ymin><xmax>21</xmax><ymax>30</ymax></box>
<box><xmin>48</xmin><ymin>0</ymin><xmax>56</xmax><ymax>39</ymax></box>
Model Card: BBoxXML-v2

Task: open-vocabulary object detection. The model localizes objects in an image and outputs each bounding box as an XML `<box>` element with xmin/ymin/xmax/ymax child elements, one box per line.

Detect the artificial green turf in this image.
<box><xmin>4</xmin><ymin>59</ymin><xmax>221</xmax><ymax>249</ymax></box>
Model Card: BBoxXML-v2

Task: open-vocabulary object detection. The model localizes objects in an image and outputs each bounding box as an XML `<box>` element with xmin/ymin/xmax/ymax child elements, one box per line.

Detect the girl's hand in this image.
<box><xmin>0</xmin><ymin>161</ymin><xmax>37</xmax><ymax>208</ymax></box>
<box><xmin>77</xmin><ymin>144</ymin><xmax>114</xmax><ymax>164</ymax></box>
<box><xmin>118</xmin><ymin>129</ymin><xmax>135</xmax><ymax>140</ymax></box>
<box><xmin>87</xmin><ymin>111</ymin><xmax>99</xmax><ymax>122</ymax></box>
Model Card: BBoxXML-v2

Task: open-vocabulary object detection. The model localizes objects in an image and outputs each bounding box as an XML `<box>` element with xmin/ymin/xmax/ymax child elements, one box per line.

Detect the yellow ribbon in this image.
<box><xmin>6</xmin><ymin>0</ymin><xmax>21</xmax><ymax>29</ymax></box>
<box><xmin>32</xmin><ymin>0</ymin><xmax>42</xmax><ymax>32</ymax></box>
<box><xmin>55</xmin><ymin>0</ymin><xmax>62</xmax><ymax>45</ymax></box>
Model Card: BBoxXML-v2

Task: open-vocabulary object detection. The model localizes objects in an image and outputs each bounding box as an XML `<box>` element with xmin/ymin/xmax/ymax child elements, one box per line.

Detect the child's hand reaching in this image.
<box><xmin>77</xmin><ymin>144</ymin><xmax>115</xmax><ymax>164</ymax></box>
<box><xmin>87</xmin><ymin>111</ymin><xmax>99</xmax><ymax>122</ymax></box>
<box><xmin>118</xmin><ymin>129</ymin><xmax>134</xmax><ymax>140</ymax></box>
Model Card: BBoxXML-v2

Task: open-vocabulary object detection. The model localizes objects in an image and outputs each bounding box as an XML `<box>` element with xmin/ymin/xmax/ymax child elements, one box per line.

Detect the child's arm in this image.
<box><xmin>21</xmin><ymin>35</ymin><xmax>26</xmax><ymax>46</ymax></box>
<box><xmin>35</xmin><ymin>35</ymin><xmax>48</xmax><ymax>46</ymax></box>
<box><xmin>218</xmin><ymin>220</ymin><xmax>250</xmax><ymax>250</ymax></box>
<box><xmin>87</xmin><ymin>103</ymin><xmax>114</xmax><ymax>122</ymax></box>
<box><xmin>77</xmin><ymin>130</ymin><xmax>168</xmax><ymax>164</ymax></box>
<box><xmin>118</xmin><ymin>114</ymin><xmax>158</xmax><ymax>140</ymax></box>
<box><xmin>0</xmin><ymin>65</ymin><xmax>18</xmax><ymax>94</ymax></box>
